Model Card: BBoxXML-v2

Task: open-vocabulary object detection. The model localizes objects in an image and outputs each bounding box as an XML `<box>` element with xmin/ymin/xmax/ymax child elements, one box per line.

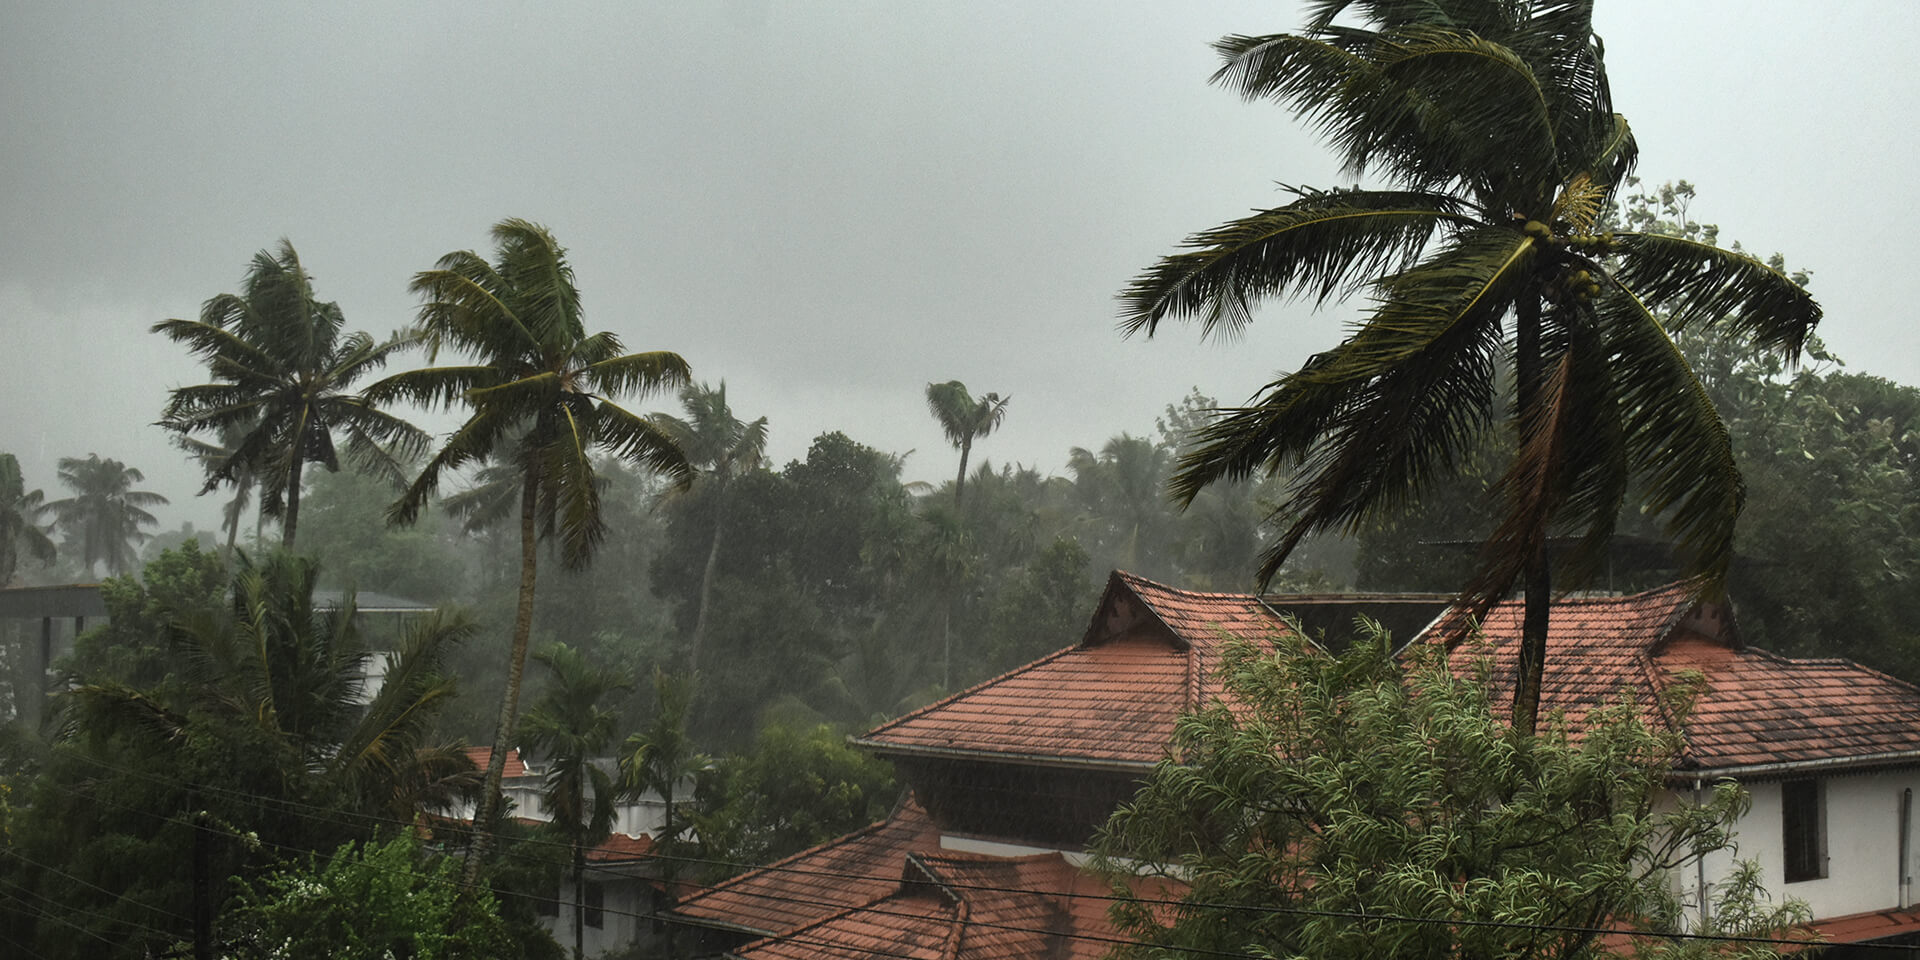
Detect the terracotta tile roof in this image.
<box><xmin>1810</xmin><ymin>904</ymin><xmax>1920</xmax><ymax>943</ymax></box>
<box><xmin>1420</xmin><ymin>584</ymin><xmax>1920</xmax><ymax>773</ymax></box>
<box><xmin>463</xmin><ymin>746</ymin><xmax>528</xmax><ymax>779</ymax></box>
<box><xmin>857</xmin><ymin>572</ymin><xmax>1293</xmax><ymax>766</ymax></box>
<box><xmin>586</xmin><ymin>832</ymin><xmax>655</xmax><ymax>863</ymax></box>
<box><xmin>730</xmin><ymin>850</ymin><xmax>1169</xmax><ymax>960</ymax></box>
<box><xmin>675</xmin><ymin>793</ymin><xmax>941</xmax><ymax>937</ymax></box>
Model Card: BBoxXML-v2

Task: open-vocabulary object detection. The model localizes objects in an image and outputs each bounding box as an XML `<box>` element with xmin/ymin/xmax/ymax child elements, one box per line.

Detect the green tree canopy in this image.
<box><xmin>1097</xmin><ymin>627</ymin><xmax>1807</xmax><ymax>960</ymax></box>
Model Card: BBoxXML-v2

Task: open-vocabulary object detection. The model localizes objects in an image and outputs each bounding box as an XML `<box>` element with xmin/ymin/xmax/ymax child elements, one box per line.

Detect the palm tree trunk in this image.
<box><xmin>954</xmin><ymin>437</ymin><xmax>972</xmax><ymax>508</ymax></box>
<box><xmin>465</xmin><ymin>465</ymin><xmax>541</xmax><ymax>884</ymax></box>
<box><xmin>687</xmin><ymin>495</ymin><xmax>726</xmax><ymax>678</ymax></box>
<box><xmin>1512</xmin><ymin>293</ymin><xmax>1552</xmax><ymax>737</ymax></box>
<box><xmin>282</xmin><ymin>455</ymin><xmax>305</xmax><ymax>548</ymax></box>
<box><xmin>572</xmin><ymin>842</ymin><xmax>586</xmax><ymax>960</ymax></box>
<box><xmin>223</xmin><ymin>497</ymin><xmax>241</xmax><ymax>558</ymax></box>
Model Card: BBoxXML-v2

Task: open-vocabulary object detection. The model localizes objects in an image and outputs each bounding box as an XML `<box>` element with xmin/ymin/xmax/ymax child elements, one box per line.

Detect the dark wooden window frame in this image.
<box><xmin>1782</xmin><ymin>778</ymin><xmax>1827</xmax><ymax>884</ymax></box>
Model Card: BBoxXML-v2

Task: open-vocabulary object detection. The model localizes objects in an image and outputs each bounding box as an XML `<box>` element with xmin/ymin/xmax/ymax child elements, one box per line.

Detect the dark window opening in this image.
<box><xmin>585</xmin><ymin>882</ymin><xmax>605</xmax><ymax>929</ymax></box>
<box><xmin>535</xmin><ymin>891</ymin><xmax>558</xmax><ymax>917</ymax></box>
<box><xmin>1783</xmin><ymin>778</ymin><xmax>1827</xmax><ymax>883</ymax></box>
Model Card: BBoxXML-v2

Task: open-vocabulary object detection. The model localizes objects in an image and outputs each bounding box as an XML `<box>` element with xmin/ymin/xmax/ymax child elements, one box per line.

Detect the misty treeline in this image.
<box><xmin>0</xmin><ymin>187</ymin><xmax>1912</xmax><ymax>957</ymax></box>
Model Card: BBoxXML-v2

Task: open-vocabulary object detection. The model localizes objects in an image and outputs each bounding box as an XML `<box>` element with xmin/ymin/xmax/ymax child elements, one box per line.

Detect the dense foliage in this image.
<box><xmin>1097</xmin><ymin>627</ymin><xmax>1808</xmax><ymax>960</ymax></box>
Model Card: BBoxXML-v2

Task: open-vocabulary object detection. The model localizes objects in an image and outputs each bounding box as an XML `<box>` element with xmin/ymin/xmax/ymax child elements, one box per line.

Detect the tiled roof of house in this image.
<box><xmin>463</xmin><ymin>746</ymin><xmax>528</xmax><ymax>779</ymax></box>
<box><xmin>586</xmin><ymin>832</ymin><xmax>655</xmax><ymax>863</ymax></box>
<box><xmin>1421</xmin><ymin>584</ymin><xmax>1920</xmax><ymax>773</ymax></box>
<box><xmin>864</xmin><ymin>570</ymin><xmax>1920</xmax><ymax>777</ymax></box>
<box><xmin>675</xmin><ymin>794</ymin><xmax>941</xmax><ymax>937</ymax></box>
<box><xmin>856</xmin><ymin>573</ymin><xmax>1293</xmax><ymax>766</ymax></box>
<box><xmin>729</xmin><ymin>850</ymin><xmax>1168</xmax><ymax>960</ymax></box>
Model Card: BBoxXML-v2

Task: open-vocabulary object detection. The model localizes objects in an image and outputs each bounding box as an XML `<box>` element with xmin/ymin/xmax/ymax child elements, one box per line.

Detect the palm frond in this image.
<box><xmin>595</xmin><ymin>402</ymin><xmax>695</xmax><ymax>491</ymax></box>
<box><xmin>1610</xmin><ymin>232</ymin><xmax>1821</xmax><ymax>356</ymax></box>
<box><xmin>1595</xmin><ymin>277</ymin><xmax>1744</xmax><ymax>592</ymax></box>
<box><xmin>581</xmin><ymin>350</ymin><xmax>692</xmax><ymax>399</ymax></box>
<box><xmin>1121</xmin><ymin>189</ymin><xmax>1472</xmax><ymax>339</ymax></box>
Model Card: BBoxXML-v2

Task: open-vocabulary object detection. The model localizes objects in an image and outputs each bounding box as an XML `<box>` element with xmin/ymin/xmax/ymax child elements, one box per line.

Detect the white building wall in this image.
<box><xmin>1682</xmin><ymin>769</ymin><xmax>1920</xmax><ymax>922</ymax></box>
<box><xmin>550</xmin><ymin>872</ymin><xmax>651</xmax><ymax>958</ymax></box>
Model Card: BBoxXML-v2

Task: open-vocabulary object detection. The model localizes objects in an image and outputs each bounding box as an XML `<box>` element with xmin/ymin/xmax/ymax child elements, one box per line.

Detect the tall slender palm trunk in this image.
<box><xmin>686</xmin><ymin>495</ymin><xmax>726</xmax><ymax>678</ymax></box>
<box><xmin>466</xmin><ymin>465</ymin><xmax>541</xmax><ymax>884</ymax></box>
<box><xmin>1512</xmin><ymin>294</ymin><xmax>1552</xmax><ymax>736</ymax></box>
<box><xmin>571</xmin><ymin>843</ymin><xmax>586</xmax><ymax>960</ymax></box>
<box><xmin>282</xmin><ymin>455</ymin><xmax>305</xmax><ymax>548</ymax></box>
<box><xmin>953</xmin><ymin>437</ymin><xmax>973</xmax><ymax>508</ymax></box>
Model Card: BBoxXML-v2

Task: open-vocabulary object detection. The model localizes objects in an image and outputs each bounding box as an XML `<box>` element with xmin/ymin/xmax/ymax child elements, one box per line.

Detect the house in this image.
<box><xmin>457</xmin><ymin>746</ymin><xmax>691</xmax><ymax>957</ymax></box>
<box><xmin>673</xmin><ymin>571</ymin><xmax>1920</xmax><ymax>956</ymax></box>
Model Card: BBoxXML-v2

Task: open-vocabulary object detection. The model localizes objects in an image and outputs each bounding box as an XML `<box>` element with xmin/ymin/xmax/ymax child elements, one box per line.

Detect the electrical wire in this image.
<box><xmin>23</xmin><ymin>757</ymin><xmax>1886</xmax><ymax>957</ymax></box>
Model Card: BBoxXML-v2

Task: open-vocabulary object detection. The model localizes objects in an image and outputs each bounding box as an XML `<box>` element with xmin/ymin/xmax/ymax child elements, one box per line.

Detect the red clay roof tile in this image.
<box><xmin>675</xmin><ymin>793</ymin><xmax>941</xmax><ymax>936</ymax></box>
<box><xmin>463</xmin><ymin>746</ymin><xmax>528</xmax><ymax>779</ymax></box>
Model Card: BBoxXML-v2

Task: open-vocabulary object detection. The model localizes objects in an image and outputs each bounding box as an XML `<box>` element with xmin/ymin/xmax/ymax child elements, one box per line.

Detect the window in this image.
<box><xmin>585</xmin><ymin>882</ymin><xmax>605</xmax><ymax>929</ymax></box>
<box><xmin>1782</xmin><ymin>778</ymin><xmax>1827</xmax><ymax>883</ymax></box>
<box><xmin>535</xmin><ymin>891</ymin><xmax>558</xmax><ymax>917</ymax></box>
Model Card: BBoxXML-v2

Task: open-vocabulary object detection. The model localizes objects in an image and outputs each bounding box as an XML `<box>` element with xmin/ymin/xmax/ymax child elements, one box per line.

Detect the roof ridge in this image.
<box><xmin>1115</xmin><ymin>569</ymin><xmax>1258</xmax><ymax>601</ymax></box>
<box><xmin>860</xmin><ymin>645</ymin><xmax>1083</xmax><ymax>740</ymax></box>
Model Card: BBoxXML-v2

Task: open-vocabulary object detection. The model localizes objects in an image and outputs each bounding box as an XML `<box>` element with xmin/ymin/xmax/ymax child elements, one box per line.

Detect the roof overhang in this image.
<box><xmin>849</xmin><ymin>738</ymin><xmax>1159</xmax><ymax>776</ymax></box>
<box><xmin>1676</xmin><ymin>748</ymin><xmax>1920</xmax><ymax>782</ymax></box>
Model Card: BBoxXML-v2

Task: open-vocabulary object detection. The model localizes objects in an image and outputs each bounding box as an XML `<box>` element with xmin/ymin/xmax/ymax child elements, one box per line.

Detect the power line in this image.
<box><xmin>31</xmin><ymin>750</ymin><xmax>1898</xmax><ymax>954</ymax></box>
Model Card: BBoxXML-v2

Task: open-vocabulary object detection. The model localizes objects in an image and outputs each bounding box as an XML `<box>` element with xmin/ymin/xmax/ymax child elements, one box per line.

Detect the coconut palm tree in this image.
<box><xmin>171</xmin><ymin>420</ymin><xmax>262</xmax><ymax>557</ymax></box>
<box><xmin>154</xmin><ymin>241</ymin><xmax>426</xmax><ymax>548</ymax></box>
<box><xmin>1121</xmin><ymin>0</ymin><xmax>1820</xmax><ymax>734</ymax></box>
<box><xmin>47</xmin><ymin>454</ymin><xmax>168</xmax><ymax>577</ymax></box>
<box><xmin>655</xmin><ymin>381</ymin><xmax>769</xmax><ymax>677</ymax></box>
<box><xmin>368</xmin><ymin>217</ymin><xmax>692</xmax><ymax>876</ymax></box>
<box><xmin>924</xmin><ymin>381</ymin><xmax>1009</xmax><ymax>509</ymax></box>
<box><xmin>0</xmin><ymin>453</ymin><xmax>56</xmax><ymax>586</ymax></box>
<box><xmin>618</xmin><ymin>665</ymin><xmax>699</xmax><ymax>954</ymax></box>
<box><xmin>518</xmin><ymin>642</ymin><xmax>631</xmax><ymax>960</ymax></box>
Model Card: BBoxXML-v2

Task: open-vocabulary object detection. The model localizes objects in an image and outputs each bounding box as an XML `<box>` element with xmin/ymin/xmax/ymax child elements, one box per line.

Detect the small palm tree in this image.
<box><xmin>171</xmin><ymin>420</ymin><xmax>262</xmax><ymax>557</ymax></box>
<box><xmin>47</xmin><ymin>454</ymin><xmax>168</xmax><ymax>577</ymax></box>
<box><xmin>618</xmin><ymin>666</ymin><xmax>699</xmax><ymax>953</ymax></box>
<box><xmin>0</xmin><ymin>453</ymin><xmax>56</xmax><ymax>586</ymax></box>
<box><xmin>154</xmin><ymin>241</ymin><xmax>426</xmax><ymax>548</ymax></box>
<box><xmin>1122</xmin><ymin>1</ymin><xmax>1820</xmax><ymax>733</ymax></box>
<box><xmin>368</xmin><ymin>217</ymin><xmax>692</xmax><ymax>876</ymax></box>
<box><xmin>518</xmin><ymin>642</ymin><xmax>632</xmax><ymax>960</ymax></box>
<box><xmin>924</xmin><ymin>381</ymin><xmax>1009</xmax><ymax>508</ymax></box>
<box><xmin>655</xmin><ymin>381</ymin><xmax>769</xmax><ymax>677</ymax></box>
<box><xmin>66</xmin><ymin>553</ymin><xmax>474</xmax><ymax>820</ymax></box>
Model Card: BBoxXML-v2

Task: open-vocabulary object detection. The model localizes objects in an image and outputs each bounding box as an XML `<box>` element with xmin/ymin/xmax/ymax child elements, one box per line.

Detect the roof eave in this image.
<box><xmin>850</xmin><ymin>738</ymin><xmax>1160</xmax><ymax>775</ymax></box>
<box><xmin>1676</xmin><ymin>747</ymin><xmax>1920</xmax><ymax>782</ymax></box>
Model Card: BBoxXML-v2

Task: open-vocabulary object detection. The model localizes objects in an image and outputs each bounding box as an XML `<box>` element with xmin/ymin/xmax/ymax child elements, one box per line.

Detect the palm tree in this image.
<box><xmin>368</xmin><ymin>217</ymin><xmax>692</xmax><ymax>876</ymax></box>
<box><xmin>171</xmin><ymin>420</ymin><xmax>262</xmax><ymax>557</ymax></box>
<box><xmin>47</xmin><ymin>454</ymin><xmax>168</xmax><ymax>577</ymax></box>
<box><xmin>518</xmin><ymin>642</ymin><xmax>631</xmax><ymax>960</ymax></box>
<box><xmin>154</xmin><ymin>241</ymin><xmax>426</xmax><ymax>548</ymax></box>
<box><xmin>65</xmin><ymin>552</ymin><xmax>474</xmax><ymax>819</ymax></box>
<box><xmin>0</xmin><ymin>453</ymin><xmax>56</xmax><ymax>586</ymax></box>
<box><xmin>618</xmin><ymin>666</ymin><xmax>699</xmax><ymax>953</ymax></box>
<box><xmin>924</xmin><ymin>381</ymin><xmax>1009</xmax><ymax>509</ymax></box>
<box><xmin>655</xmin><ymin>381</ymin><xmax>769</xmax><ymax>677</ymax></box>
<box><xmin>1121</xmin><ymin>1</ymin><xmax>1820</xmax><ymax>734</ymax></box>
<box><xmin>1068</xmin><ymin>434</ymin><xmax>1176</xmax><ymax>576</ymax></box>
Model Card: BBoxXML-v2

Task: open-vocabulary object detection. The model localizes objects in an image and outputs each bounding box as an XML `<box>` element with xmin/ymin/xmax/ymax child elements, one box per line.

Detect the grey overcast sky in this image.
<box><xmin>3</xmin><ymin>1</ymin><xmax>1913</xmax><ymax>532</ymax></box>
